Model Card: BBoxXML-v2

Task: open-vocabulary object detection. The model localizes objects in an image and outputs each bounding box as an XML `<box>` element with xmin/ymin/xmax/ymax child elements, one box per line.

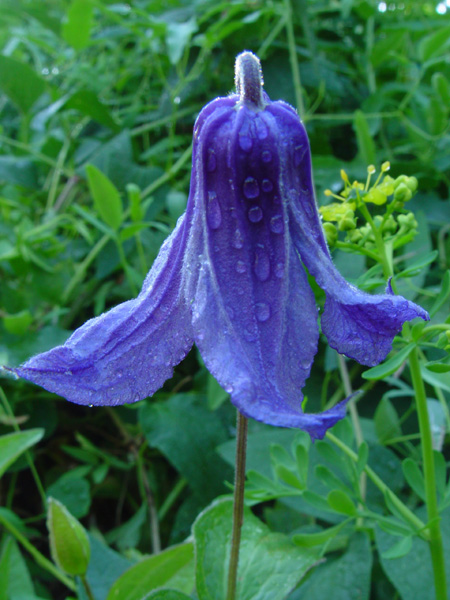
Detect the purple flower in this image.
<box><xmin>10</xmin><ymin>52</ymin><xmax>429</xmax><ymax>440</ymax></box>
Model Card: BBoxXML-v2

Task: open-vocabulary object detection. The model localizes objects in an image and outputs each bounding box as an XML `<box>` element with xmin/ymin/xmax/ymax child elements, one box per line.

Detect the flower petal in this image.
<box><xmin>14</xmin><ymin>217</ymin><xmax>194</xmax><ymax>405</ymax></box>
<box><xmin>186</xmin><ymin>101</ymin><xmax>346</xmax><ymax>439</ymax></box>
<box><xmin>274</xmin><ymin>107</ymin><xmax>430</xmax><ymax>366</ymax></box>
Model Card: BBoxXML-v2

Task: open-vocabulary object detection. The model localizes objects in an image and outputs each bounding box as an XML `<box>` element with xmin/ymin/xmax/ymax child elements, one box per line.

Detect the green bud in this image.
<box><xmin>393</xmin><ymin>175</ymin><xmax>408</xmax><ymax>188</ymax></box>
<box><xmin>406</xmin><ymin>176</ymin><xmax>418</xmax><ymax>193</ymax></box>
<box><xmin>394</xmin><ymin>183</ymin><xmax>412</xmax><ymax>203</ymax></box>
<box><xmin>347</xmin><ymin>229</ymin><xmax>363</xmax><ymax>243</ymax></box>
<box><xmin>323</xmin><ymin>222</ymin><xmax>338</xmax><ymax>246</ymax></box>
<box><xmin>363</xmin><ymin>188</ymin><xmax>387</xmax><ymax>205</ymax></box>
<box><xmin>397</xmin><ymin>212</ymin><xmax>417</xmax><ymax>230</ymax></box>
<box><xmin>383</xmin><ymin>215</ymin><xmax>397</xmax><ymax>235</ymax></box>
<box><xmin>338</xmin><ymin>209</ymin><xmax>356</xmax><ymax>231</ymax></box>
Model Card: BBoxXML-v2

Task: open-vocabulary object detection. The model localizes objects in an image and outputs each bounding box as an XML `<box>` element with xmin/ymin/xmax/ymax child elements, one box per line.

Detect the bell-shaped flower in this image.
<box><xmin>8</xmin><ymin>52</ymin><xmax>429</xmax><ymax>440</ymax></box>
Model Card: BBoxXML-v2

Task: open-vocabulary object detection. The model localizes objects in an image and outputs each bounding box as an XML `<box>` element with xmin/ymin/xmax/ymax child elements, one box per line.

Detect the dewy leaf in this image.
<box><xmin>0</xmin><ymin>429</ymin><xmax>44</xmax><ymax>478</ymax></box>
<box><xmin>63</xmin><ymin>0</ymin><xmax>94</xmax><ymax>50</ymax></box>
<box><xmin>193</xmin><ymin>498</ymin><xmax>320</xmax><ymax>600</ymax></box>
<box><xmin>106</xmin><ymin>543</ymin><xmax>195</xmax><ymax>600</ymax></box>
<box><xmin>47</xmin><ymin>498</ymin><xmax>90</xmax><ymax>576</ymax></box>
<box><xmin>86</xmin><ymin>164</ymin><xmax>123</xmax><ymax>231</ymax></box>
<box><xmin>362</xmin><ymin>343</ymin><xmax>416</xmax><ymax>380</ymax></box>
<box><xmin>0</xmin><ymin>56</ymin><xmax>46</xmax><ymax>113</ymax></box>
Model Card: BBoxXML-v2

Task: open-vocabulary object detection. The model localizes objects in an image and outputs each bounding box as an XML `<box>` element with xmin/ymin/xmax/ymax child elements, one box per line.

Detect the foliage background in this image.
<box><xmin>0</xmin><ymin>0</ymin><xmax>449</xmax><ymax>599</ymax></box>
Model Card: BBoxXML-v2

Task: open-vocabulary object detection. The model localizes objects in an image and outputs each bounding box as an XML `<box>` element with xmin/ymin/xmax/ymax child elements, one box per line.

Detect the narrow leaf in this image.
<box><xmin>86</xmin><ymin>164</ymin><xmax>123</xmax><ymax>231</ymax></box>
<box><xmin>0</xmin><ymin>429</ymin><xmax>44</xmax><ymax>478</ymax></box>
<box><xmin>362</xmin><ymin>343</ymin><xmax>416</xmax><ymax>380</ymax></box>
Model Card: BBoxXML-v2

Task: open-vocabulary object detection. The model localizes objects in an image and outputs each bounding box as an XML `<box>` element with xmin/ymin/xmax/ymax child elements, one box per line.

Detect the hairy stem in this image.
<box><xmin>226</xmin><ymin>411</ymin><xmax>248</xmax><ymax>600</ymax></box>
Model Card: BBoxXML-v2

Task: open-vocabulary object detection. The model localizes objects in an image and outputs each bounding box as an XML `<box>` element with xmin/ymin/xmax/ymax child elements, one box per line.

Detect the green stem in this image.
<box><xmin>0</xmin><ymin>513</ymin><xmax>76</xmax><ymax>592</ymax></box>
<box><xmin>226</xmin><ymin>411</ymin><xmax>248</xmax><ymax>600</ymax></box>
<box><xmin>283</xmin><ymin>0</ymin><xmax>305</xmax><ymax>118</ymax></box>
<box><xmin>326</xmin><ymin>432</ymin><xmax>428</xmax><ymax>538</ymax></box>
<box><xmin>408</xmin><ymin>347</ymin><xmax>447</xmax><ymax>600</ymax></box>
<box><xmin>80</xmin><ymin>575</ymin><xmax>95</xmax><ymax>600</ymax></box>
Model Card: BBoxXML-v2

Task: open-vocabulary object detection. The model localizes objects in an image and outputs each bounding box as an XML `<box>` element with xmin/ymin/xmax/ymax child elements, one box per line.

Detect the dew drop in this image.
<box><xmin>207</xmin><ymin>149</ymin><xmax>216</xmax><ymax>172</ymax></box>
<box><xmin>262</xmin><ymin>179</ymin><xmax>273</xmax><ymax>193</ymax></box>
<box><xmin>255</xmin><ymin>302</ymin><xmax>271</xmax><ymax>322</ymax></box>
<box><xmin>236</xmin><ymin>260</ymin><xmax>246</xmax><ymax>273</ymax></box>
<box><xmin>262</xmin><ymin>150</ymin><xmax>272</xmax><ymax>163</ymax></box>
<box><xmin>254</xmin><ymin>248</ymin><xmax>270</xmax><ymax>282</ymax></box>
<box><xmin>275</xmin><ymin>262</ymin><xmax>285</xmax><ymax>278</ymax></box>
<box><xmin>243</xmin><ymin>177</ymin><xmax>259</xmax><ymax>199</ymax></box>
<box><xmin>225</xmin><ymin>384</ymin><xmax>234</xmax><ymax>394</ymax></box>
<box><xmin>239</xmin><ymin>121</ymin><xmax>253</xmax><ymax>152</ymax></box>
<box><xmin>255</xmin><ymin>118</ymin><xmax>268</xmax><ymax>139</ymax></box>
<box><xmin>207</xmin><ymin>191</ymin><xmax>222</xmax><ymax>230</ymax></box>
<box><xmin>270</xmin><ymin>215</ymin><xmax>284</xmax><ymax>234</ymax></box>
<box><xmin>88</xmin><ymin>404</ymin><xmax>93</xmax><ymax>408</ymax></box>
<box><xmin>232</xmin><ymin>228</ymin><xmax>244</xmax><ymax>249</ymax></box>
<box><xmin>248</xmin><ymin>206</ymin><xmax>263</xmax><ymax>223</ymax></box>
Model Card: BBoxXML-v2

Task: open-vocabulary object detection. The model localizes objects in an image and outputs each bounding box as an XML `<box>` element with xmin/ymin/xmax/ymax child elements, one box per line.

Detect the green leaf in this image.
<box><xmin>432</xmin><ymin>73</ymin><xmax>450</xmax><ymax>106</ymax></box>
<box><xmin>396</xmin><ymin>250</ymin><xmax>438</xmax><ymax>279</ymax></box>
<box><xmin>374</xmin><ymin>396</ymin><xmax>401</xmax><ymax>443</ymax></box>
<box><xmin>193</xmin><ymin>498</ymin><xmax>319</xmax><ymax>600</ymax></box>
<box><xmin>0</xmin><ymin>538</ymin><xmax>36</xmax><ymax>599</ymax></box>
<box><xmin>66</xmin><ymin>90</ymin><xmax>119</xmax><ymax>131</ymax></box>
<box><xmin>293</xmin><ymin>519</ymin><xmax>350</xmax><ymax>547</ymax></box>
<box><xmin>46</xmin><ymin>473</ymin><xmax>91</xmax><ymax>518</ymax></box>
<box><xmin>86</xmin><ymin>164</ymin><xmax>123</xmax><ymax>231</ymax></box>
<box><xmin>362</xmin><ymin>343</ymin><xmax>416</xmax><ymax>380</ymax></box>
<box><xmin>289</xmin><ymin>532</ymin><xmax>372</xmax><ymax>600</ymax></box>
<box><xmin>327</xmin><ymin>490</ymin><xmax>357</xmax><ymax>516</ymax></box>
<box><xmin>47</xmin><ymin>498</ymin><xmax>90</xmax><ymax>576</ymax></box>
<box><xmin>85</xmin><ymin>535</ymin><xmax>133</xmax><ymax>600</ymax></box>
<box><xmin>166</xmin><ymin>18</ymin><xmax>198</xmax><ymax>64</ymax></box>
<box><xmin>144</xmin><ymin>593</ymin><xmax>192</xmax><ymax>600</ymax></box>
<box><xmin>419</xmin><ymin>25</ymin><xmax>450</xmax><ymax>61</ymax></box>
<box><xmin>0</xmin><ymin>56</ymin><xmax>46</xmax><ymax>113</ymax></box>
<box><xmin>63</xmin><ymin>0</ymin><xmax>94</xmax><ymax>50</ymax></box>
<box><xmin>3</xmin><ymin>310</ymin><xmax>33</xmax><ymax>336</ymax></box>
<box><xmin>106</xmin><ymin>543</ymin><xmax>195</xmax><ymax>600</ymax></box>
<box><xmin>356</xmin><ymin>441</ymin><xmax>369</xmax><ymax>475</ymax></box>
<box><xmin>402</xmin><ymin>459</ymin><xmax>425</xmax><ymax>501</ymax></box>
<box><xmin>421</xmin><ymin>366</ymin><xmax>450</xmax><ymax>394</ymax></box>
<box><xmin>430</xmin><ymin>271</ymin><xmax>450</xmax><ymax>317</ymax></box>
<box><xmin>354</xmin><ymin>110</ymin><xmax>376</xmax><ymax>166</ymax></box>
<box><xmin>0</xmin><ymin>429</ymin><xmax>44</xmax><ymax>478</ymax></box>
<box><xmin>382</xmin><ymin>535</ymin><xmax>412</xmax><ymax>560</ymax></box>
<box><xmin>0</xmin><ymin>156</ymin><xmax>38</xmax><ymax>188</ymax></box>
<box><xmin>105</xmin><ymin>504</ymin><xmax>146</xmax><ymax>552</ymax></box>
<box><xmin>424</xmin><ymin>361</ymin><xmax>450</xmax><ymax>374</ymax></box>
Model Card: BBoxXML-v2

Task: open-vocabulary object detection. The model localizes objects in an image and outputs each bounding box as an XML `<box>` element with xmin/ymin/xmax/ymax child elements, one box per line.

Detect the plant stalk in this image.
<box><xmin>408</xmin><ymin>347</ymin><xmax>447</xmax><ymax>600</ymax></box>
<box><xmin>226</xmin><ymin>411</ymin><xmax>248</xmax><ymax>600</ymax></box>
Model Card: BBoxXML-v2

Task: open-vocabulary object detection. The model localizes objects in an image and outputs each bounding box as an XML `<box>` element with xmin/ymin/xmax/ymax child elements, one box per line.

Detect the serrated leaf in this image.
<box><xmin>0</xmin><ymin>429</ymin><xmax>44</xmax><ymax>478</ymax></box>
<box><xmin>362</xmin><ymin>343</ymin><xmax>415</xmax><ymax>380</ymax></box>
<box><xmin>47</xmin><ymin>498</ymin><xmax>90</xmax><ymax>576</ymax></box>
<box><xmin>86</xmin><ymin>164</ymin><xmax>123</xmax><ymax>231</ymax></box>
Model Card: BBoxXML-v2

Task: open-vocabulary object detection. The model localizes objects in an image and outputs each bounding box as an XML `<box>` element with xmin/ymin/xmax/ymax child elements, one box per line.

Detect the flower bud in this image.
<box><xmin>394</xmin><ymin>183</ymin><xmax>412</xmax><ymax>203</ymax></box>
<box><xmin>323</xmin><ymin>222</ymin><xmax>338</xmax><ymax>246</ymax></box>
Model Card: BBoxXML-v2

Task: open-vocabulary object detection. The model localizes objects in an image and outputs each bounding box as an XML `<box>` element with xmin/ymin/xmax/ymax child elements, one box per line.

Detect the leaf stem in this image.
<box><xmin>283</xmin><ymin>0</ymin><xmax>305</xmax><ymax>118</ymax></box>
<box><xmin>408</xmin><ymin>347</ymin><xmax>447</xmax><ymax>600</ymax></box>
<box><xmin>226</xmin><ymin>411</ymin><xmax>248</xmax><ymax>600</ymax></box>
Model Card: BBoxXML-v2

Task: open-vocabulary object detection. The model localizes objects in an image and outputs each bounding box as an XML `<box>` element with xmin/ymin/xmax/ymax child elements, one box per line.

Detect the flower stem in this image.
<box><xmin>226</xmin><ymin>411</ymin><xmax>248</xmax><ymax>600</ymax></box>
<box><xmin>408</xmin><ymin>347</ymin><xmax>447</xmax><ymax>600</ymax></box>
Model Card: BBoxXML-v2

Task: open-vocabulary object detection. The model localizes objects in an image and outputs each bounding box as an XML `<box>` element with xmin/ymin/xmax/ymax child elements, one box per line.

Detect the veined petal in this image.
<box><xmin>186</xmin><ymin>99</ymin><xmax>346</xmax><ymax>439</ymax></box>
<box><xmin>14</xmin><ymin>216</ymin><xmax>194</xmax><ymax>405</ymax></box>
<box><xmin>271</xmin><ymin>106</ymin><xmax>430</xmax><ymax>366</ymax></box>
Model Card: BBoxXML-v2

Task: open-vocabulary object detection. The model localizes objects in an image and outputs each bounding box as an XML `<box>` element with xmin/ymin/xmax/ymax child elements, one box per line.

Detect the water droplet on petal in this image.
<box><xmin>262</xmin><ymin>179</ymin><xmax>273</xmax><ymax>193</ymax></box>
<box><xmin>88</xmin><ymin>404</ymin><xmax>93</xmax><ymax>408</ymax></box>
<box><xmin>262</xmin><ymin>150</ymin><xmax>272</xmax><ymax>163</ymax></box>
<box><xmin>248</xmin><ymin>206</ymin><xmax>263</xmax><ymax>223</ymax></box>
<box><xmin>207</xmin><ymin>191</ymin><xmax>222</xmax><ymax>229</ymax></box>
<box><xmin>225</xmin><ymin>384</ymin><xmax>234</xmax><ymax>394</ymax></box>
<box><xmin>270</xmin><ymin>215</ymin><xmax>284</xmax><ymax>234</ymax></box>
<box><xmin>244</xmin><ymin>328</ymin><xmax>257</xmax><ymax>342</ymax></box>
<box><xmin>254</xmin><ymin>248</ymin><xmax>270</xmax><ymax>282</ymax></box>
<box><xmin>255</xmin><ymin>302</ymin><xmax>271</xmax><ymax>322</ymax></box>
<box><xmin>255</xmin><ymin>118</ymin><xmax>268</xmax><ymax>139</ymax></box>
<box><xmin>274</xmin><ymin>262</ymin><xmax>285</xmax><ymax>278</ymax></box>
<box><xmin>243</xmin><ymin>177</ymin><xmax>259</xmax><ymax>200</ymax></box>
<box><xmin>239</xmin><ymin>121</ymin><xmax>253</xmax><ymax>152</ymax></box>
<box><xmin>232</xmin><ymin>228</ymin><xmax>244</xmax><ymax>249</ymax></box>
<box><xmin>207</xmin><ymin>149</ymin><xmax>216</xmax><ymax>172</ymax></box>
<box><xmin>236</xmin><ymin>260</ymin><xmax>246</xmax><ymax>273</ymax></box>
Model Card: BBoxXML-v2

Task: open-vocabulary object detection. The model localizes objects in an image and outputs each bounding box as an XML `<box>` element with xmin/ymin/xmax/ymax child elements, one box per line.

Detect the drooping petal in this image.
<box><xmin>184</xmin><ymin>94</ymin><xmax>346</xmax><ymax>439</ymax></box>
<box><xmin>14</xmin><ymin>216</ymin><xmax>194</xmax><ymax>405</ymax></box>
<box><xmin>269</xmin><ymin>105</ymin><xmax>429</xmax><ymax>366</ymax></box>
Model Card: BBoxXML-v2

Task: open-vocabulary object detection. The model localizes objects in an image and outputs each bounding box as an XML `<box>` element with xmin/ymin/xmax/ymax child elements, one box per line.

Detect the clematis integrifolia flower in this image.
<box><xmin>8</xmin><ymin>52</ymin><xmax>429</xmax><ymax>440</ymax></box>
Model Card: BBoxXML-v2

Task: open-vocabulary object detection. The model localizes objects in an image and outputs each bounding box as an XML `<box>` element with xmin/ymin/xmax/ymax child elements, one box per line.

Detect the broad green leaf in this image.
<box><xmin>63</xmin><ymin>0</ymin><xmax>94</xmax><ymax>50</ymax></box>
<box><xmin>0</xmin><ymin>538</ymin><xmax>35</xmax><ymax>600</ymax></box>
<box><xmin>327</xmin><ymin>490</ymin><xmax>357</xmax><ymax>516</ymax></box>
<box><xmin>432</xmin><ymin>73</ymin><xmax>450</xmax><ymax>106</ymax></box>
<box><xmin>370</xmin><ymin>31</ymin><xmax>405</xmax><ymax>67</ymax></box>
<box><xmin>105</xmin><ymin>504</ymin><xmax>146</xmax><ymax>552</ymax></box>
<box><xmin>362</xmin><ymin>343</ymin><xmax>415</xmax><ymax>380</ymax></box>
<box><xmin>395</xmin><ymin>250</ymin><xmax>438</xmax><ymax>279</ymax></box>
<box><xmin>419</xmin><ymin>25</ymin><xmax>450</xmax><ymax>61</ymax></box>
<box><xmin>424</xmin><ymin>361</ymin><xmax>450</xmax><ymax>374</ymax></box>
<box><xmin>293</xmin><ymin>519</ymin><xmax>350</xmax><ymax>547</ymax></box>
<box><xmin>47</xmin><ymin>498</ymin><xmax>90</xmax><ymax>576</ymax></box>
<box><xmin>46</xmin><ymin>473</ymin><xmax>91</xmax><ymax>518</ymax></box>
<box><xmin>374</xmin><ymin>397</ymin><xmax>401</xmax><ymax>443</ymax></box>
<box><xmin>382</xmin><ymin>535</ymin><xmax>412</xmax><ymax>560</ymax></box>
<box><xmin>0</xmin><ymin>157</ymin><xmax>38</xmax><ymax>188</ymax></box>
<box><xmin>0</xmin><ymin>429</ymin><xmax>44</xmax><ymax>478</ymax></box>
<box><xmin>0</xmin><ymin>56</ymin><xmax>46</xmax><ymax>113</ymax></box>
<box><xmin>430</xmin><ymin>271</ymin><xmax>450</xmax><ymax>317</ymax></box>
<box><xmin>144</xmin><ymin>592</ymin><xmax>191</xmax><ymax>600</ymax></box>
<box><xmin>289</xmin><ymin>532</ymin><xmax>372</xmax><ymax>600</ymax></box>
<box><xmin>106</xmin><ymin>543</ymin><xmax>195</xmax><ymax>600</ymax></box>
<box><xmin>86</xmin><ymin>164</ymin><xmax>123</xmax><ymax>231</ymax></box>
<box><xmin>85</xmin><ymin>535</ymin><xmax>133</xmax><ymax>600</ymax></box>
<box><xmin>354</xmin><ymin>110</ymin><xmax>376</xmax><ymax>166</ymax></box>
<box><xmin>375</xmin><ymin>507</ymin><xmax>450</xmax><ymax>600</ymax></box>
<box><xmin>3</xmin><ymin>310</ymin><xmax>33</xmax><ymax>335</ymax></box>
<box><xmin>66</xmin><ymin>90</ymin><xmax>119</xmax><ymax>131</ymax></box>
<box><xmin>166</xmin><ymin>18</ymin><xmax>198</xmax><ymax>65</ymax></box>
<box><xmin>421</xmin><ymin>366</ymin><xmax>450</xmax><ymax>394</ymax></box>
<box><xmin>402</xmin><ymin>459</ymin><xmax>425</xmax><ymax>501</ymax></box>
<box><xmin>193</xmin><ymin>498</ymin><xmax>320</xmax><ymax>600</ymax></box>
